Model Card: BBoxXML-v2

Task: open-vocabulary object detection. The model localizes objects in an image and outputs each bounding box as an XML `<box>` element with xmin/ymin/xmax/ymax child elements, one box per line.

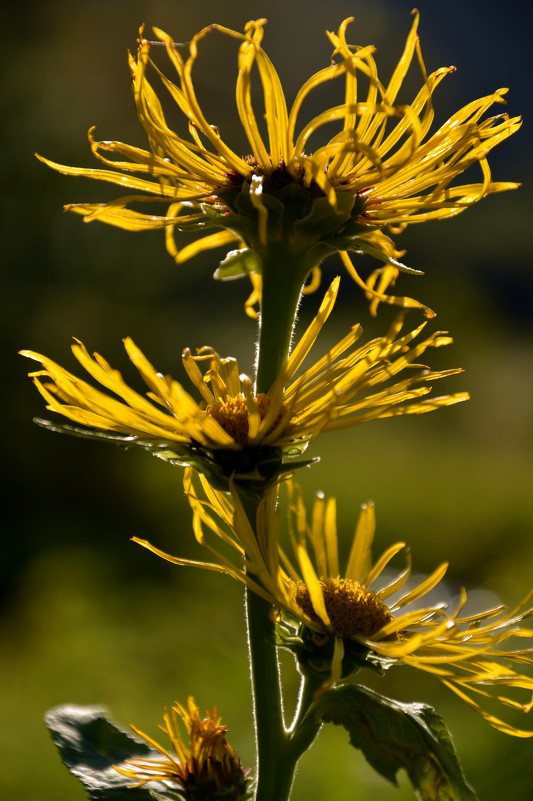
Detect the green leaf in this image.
<box><xmin>45</xmin><ymin>704</ymin><xmax>181</xmax><ymax>801</ymax></box>
<box><xmin>307</xmin><ymin>685</ymin><xmax>478</xmax><ymax>801</ymax></box>
<box><xmin>213</xmin><ymin>248</ymin><xmax>260</xmax><ymax>281</ymax></box>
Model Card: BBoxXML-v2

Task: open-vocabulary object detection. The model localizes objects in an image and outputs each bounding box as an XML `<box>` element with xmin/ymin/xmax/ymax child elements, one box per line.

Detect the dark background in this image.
<box><xmin>2</xmin><ymin>1</ymin><xmax>533</xmax><ymax>799</ymax></box>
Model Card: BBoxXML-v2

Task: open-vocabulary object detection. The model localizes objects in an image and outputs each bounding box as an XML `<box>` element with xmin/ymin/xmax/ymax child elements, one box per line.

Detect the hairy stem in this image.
<box><xmin>254</xmin><ymin>244</ymin><xmax>308</xmax><ymax>393</ymax></box>
<box><xmin>245</xmin><ymin>247</ymin><xmax>318</xmax><ymax>799</ymax></box>
<box><xmin>245</xmin><ymin>587</ymin><xmax>294</xmax><ymax>801</ymax></box>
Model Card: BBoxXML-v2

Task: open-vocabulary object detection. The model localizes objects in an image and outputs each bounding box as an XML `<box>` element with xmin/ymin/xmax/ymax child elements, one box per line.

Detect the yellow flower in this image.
<box><xmin>37</xmin><ymin>14</ymin><xmax>521</xmax><ymax>314</ymax></box>
<box><xmin>116</xmin><ymin>698</ymin><xmax>249</xmax><ymax>800</ymax></box>
<box><xmin>141</xmin><ymin>475</ymin><xmax>533</xmax><ymax>738</ymax></box>
<box><xmin>21</xmin><ymin>279</ymin><xmax>467</xmax><ymax>486</ymax></box>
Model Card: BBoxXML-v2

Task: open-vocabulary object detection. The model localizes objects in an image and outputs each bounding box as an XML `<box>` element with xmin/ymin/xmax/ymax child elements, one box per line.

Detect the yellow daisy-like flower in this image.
<box><xmin>38</xmin><ymin>13</ymin><xmax>520</xmax><ymax>314</ymax></box>
<box><xmin>141</xmin><ymin>474</ymin><xmax>533</xmax><ymax>738</ymax></box>
<box><xmin>21</xmin><ymin>279</ymin><xmax>468</xmax><ymax>485</ymax></box>
<box><xmin>116</xmin><ymin>698</ymin><xmax>249</xmax><ymax>800</ymax></box>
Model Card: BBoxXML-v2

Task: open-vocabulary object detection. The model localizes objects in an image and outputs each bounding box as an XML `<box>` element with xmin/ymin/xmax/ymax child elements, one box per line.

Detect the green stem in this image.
<box><xmin>288</xmin><ymin>671</ymin><xmax>321</xmax><ymax>735</ymax></box>
<box><xmin>244</xmin><ymin>539</ymin><xmax>321</xmax><ymax>801</ymax></box>
<box><xmin>254</xmin><ymin>244</ymin><xmax>308</xmax><ymax>393</ymax></box>
<box><xmin>245</xmin><ymin>574</ymin><xmax>323</xmax><ymax>800</ymax></box>
<box><xmin>241</xmin><ymin>491</ymin><xmax>294</xmax><ymax>801</ymax></box>
<box><xmin>245</xmin><ymin>247</ymin><xmax>317</xmax><ymax>799</ymax></box>
<box><xmin>245</xmin><ymin>587</ymin><xmax>294</xmax><ymax>801</ymax></box>
<box><xmin>287</xmin><ymin>672</ymin><xmax>323</xmax><ymax>759</ymax></box>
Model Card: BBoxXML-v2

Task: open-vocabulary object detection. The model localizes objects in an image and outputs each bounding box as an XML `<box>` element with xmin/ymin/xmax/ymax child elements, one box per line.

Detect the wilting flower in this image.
<box><xmin>116</xmin><ymin>698</ymin><xmax>249</xmax><ymax>800</ymax></box>
<box><xmin>21</xmin><ymin>279</ymin><xmax>468</xmax><ymax>486</ymax></box>
<box><xmin>38</xmin><ymin>13</ymin><xmax>521</xmax><ymax>313</ymax></box>
<box><xmin>144</xmin><ymin>474</ymin><xmax>533</xmax><ymax>737</ymax></box>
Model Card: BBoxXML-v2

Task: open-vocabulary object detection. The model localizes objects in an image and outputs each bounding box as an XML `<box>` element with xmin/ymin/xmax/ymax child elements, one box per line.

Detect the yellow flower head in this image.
<box><xmin>116</xmin><ymin>698</ymin><xmax>249</xmax><ymax>800</ymax></box>
<box><xmin>21</xmin><ymin>279</ymin><xmax>467</xmax><ymax>488</ymax></box>
<box><xmin>144</xmin><ymin>475</ymin><xmax>533</xmax><ymax>738</ymax></box>
<box><xmin>37</xmin><ymin>13</ymin><xmax>521</xmax><ymax>313</ymax></box>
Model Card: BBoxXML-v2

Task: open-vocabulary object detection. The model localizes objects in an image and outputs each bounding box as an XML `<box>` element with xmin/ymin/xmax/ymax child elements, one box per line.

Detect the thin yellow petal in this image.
<box><xmin>345</xmin><ymin>502</ymin><xmax>375</xmax><ymax>584</ymax></box>
<box><xmin>296</xmin><ymin>544</ymin><xmax>331</xmax><ymax>627</ymax></box>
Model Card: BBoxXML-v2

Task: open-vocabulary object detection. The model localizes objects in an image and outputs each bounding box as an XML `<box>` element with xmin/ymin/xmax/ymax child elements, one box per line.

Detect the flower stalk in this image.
<box><xmin>242</xmin><ymin>494</ymin><xmax>323</xmax><ymax>801</ymax></box>
<box><xmin>244</xmin><ymin>586</ymin><xmax>291</xmax><ymax>801</ymax></box>
<box><xmin>243</xmin><ymin>251</ymin><xmax>305</xmax><ymax>800</ymax></box>
<box><xmin>254</xmin><ymin>247</ymin><xmax>310</xmax><ymax>394</ymax></box>
<box><xmin>243</xmin><ymin>235</ymin><xmax>333</xmax><ymax>799</ymax></box>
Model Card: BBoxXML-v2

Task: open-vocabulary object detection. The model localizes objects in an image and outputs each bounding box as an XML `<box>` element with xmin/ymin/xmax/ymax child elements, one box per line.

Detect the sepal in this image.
<box><xmin>216</xmin><ymin>173</ymin><xmax>367</xmax><ymax>261</ymax></box>
<box><xmin>291</xmin><ymin>190</ymin><xmax>365</xmax><ymax>250</ymax></box>
<box><xmin>33</xmin><ymin>418</ymin><xmax>319</xmax><ymax>498</ymax></box>
<box><xmin>322</xmin><ymin>234</ymin><xmax>420</xmax><ymax>274</ymax></box>
<box><xmin>277</xmin><ymin>619</ymin><xmax>395</xmax><ymax>679</ymax></box>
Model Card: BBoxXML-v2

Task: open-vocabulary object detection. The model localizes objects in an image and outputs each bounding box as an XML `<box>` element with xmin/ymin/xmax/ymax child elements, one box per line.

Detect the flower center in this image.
<box><xmin>207</xmin><ymin>393</ymin><xmax>282</xmax><ymax>447</ymax></box>
<box><xmin>222</xmin><ymin>156</ymin><xmax>323</xmax><ymax>200</ymax></box>
<box><xmin>294</xmin><ymin>577</ymin><xmax>393</xmax><ymax>639</ymax></box>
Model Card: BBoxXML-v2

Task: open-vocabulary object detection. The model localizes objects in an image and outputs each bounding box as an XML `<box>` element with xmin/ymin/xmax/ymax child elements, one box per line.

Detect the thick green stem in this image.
<box><xmin>245</xmin><ymin>587</ymin><xmax>294</xmax><ymax>801</ymax></box>
<box><xmin>244</xmin><ymin>246</ymin><xmax>317</xmax><ymax>799</ymax></box>
<box><xmin>254</xmin><ymin>244</ymin><xmax>308</xmax><ymax>393</ymax></box>
<box><xmin>244</xmin><ymin>533</ymin><xmax>321</xmax><ymax>801</ymax></box>
<box><xmin>241</xmin><ymin>491</ymin><xmax>295</xmax><ymax>801</ymax></box>
<box><xmin>245</xmin><ymin>581</ymin><xmax>324</xmax><ymax>798</ymax></box>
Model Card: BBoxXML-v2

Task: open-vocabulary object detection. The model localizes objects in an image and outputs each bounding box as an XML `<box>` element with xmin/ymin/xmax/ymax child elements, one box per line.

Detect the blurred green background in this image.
<box><xmin>2</xmin><ymin>0</ymin><xmax>533</xmax><ymax>799</ymax></box>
